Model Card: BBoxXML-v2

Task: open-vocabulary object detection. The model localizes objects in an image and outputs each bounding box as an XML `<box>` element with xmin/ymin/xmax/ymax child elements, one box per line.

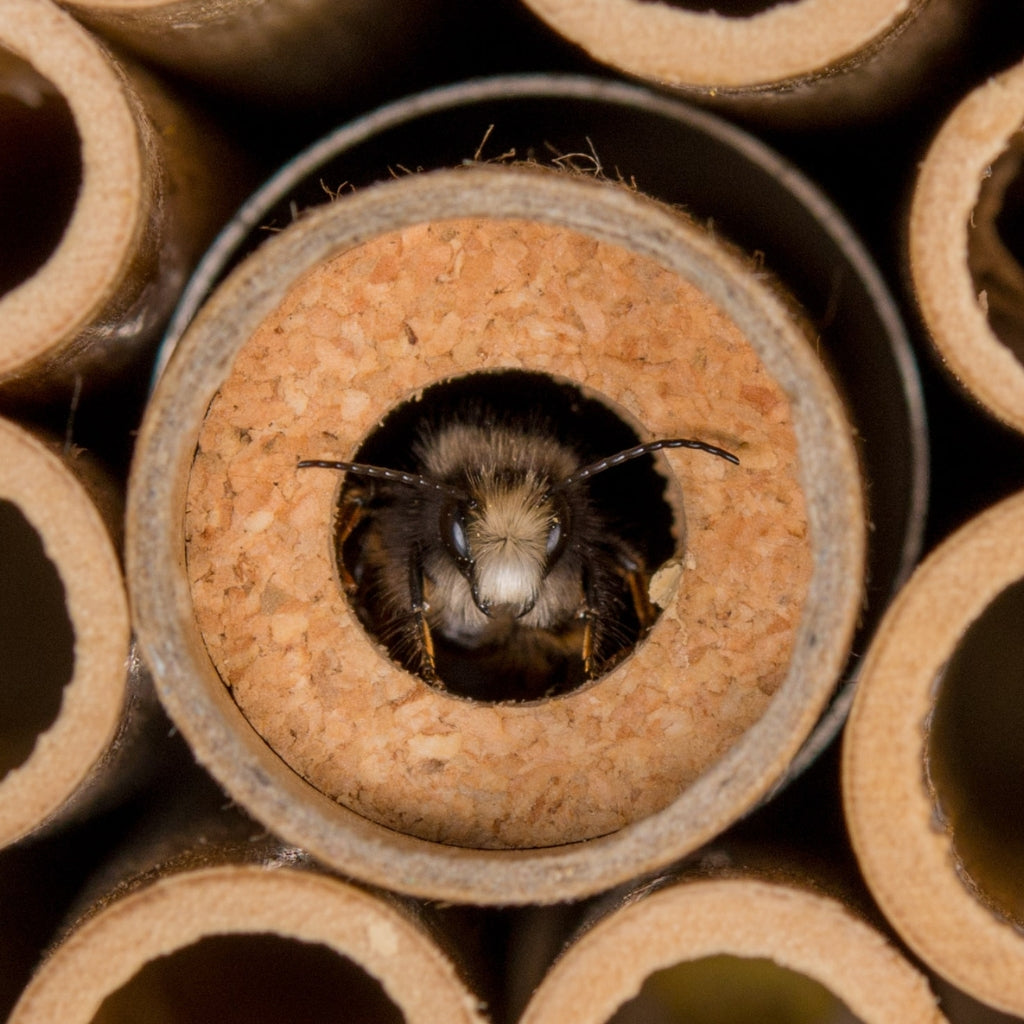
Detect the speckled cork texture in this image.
<box><xmin>184</xmin><ymin>215</ymin><xmax>810</xmax><ymax>850</ymax></box>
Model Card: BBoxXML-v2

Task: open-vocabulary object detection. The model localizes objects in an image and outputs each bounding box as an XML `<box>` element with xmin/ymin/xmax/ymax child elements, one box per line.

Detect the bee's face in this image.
<box><xmin>440</xmin><ymin>474</ymin><xmax>569</xmax><ymax>620</ymax></box>
<box><xmin>298</xmin><ymin>369</ymin><xmax>736</xmax><ymax>699</ymax></box>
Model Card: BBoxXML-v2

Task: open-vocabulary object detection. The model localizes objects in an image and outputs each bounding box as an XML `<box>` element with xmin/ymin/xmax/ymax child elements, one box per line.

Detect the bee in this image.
<box><xmin>299</xmin><ymin>389</ymin><xmax>738</xmax><ymax>701</ymax></box>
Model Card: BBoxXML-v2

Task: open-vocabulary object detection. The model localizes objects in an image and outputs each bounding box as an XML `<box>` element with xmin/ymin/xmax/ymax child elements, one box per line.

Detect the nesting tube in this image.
<box><xmin>61</xmin><ymin>0</ymin><xmax>446</xmax><ymax>106</ymax></box>
<box><xmin>518</xmin><ymin>874</ymin><xmax>946</xmax><ymax>1023</ymax></box>
<box><xmin>7</xmin><ymin>828</ymin><xmax>487</xmax><ymax>1024</ymax></box>
<box><xmin>160</xmin><ymin>74</ymin><xmax>928</xmax><ymax>774</ymax></box>
<box><xmin>0</xmin><ymin>416</ymin><xmax>152</xmax><ymax>849</ymax></box>
<box><xmin>129</xmin><ymin>163</ymin><xmax>864</xmax><ymax>903</ymax></box>
<box><xmin>514</xmin><ymin>0</ymin><xmax>967</xmax><ymax>124</ymax></box>
<box><xmin>843</xmin><ymin>490</ymin><xmax>1024</xmax><ymax>1017</ymax></box>
<box><xmin>909</xmin><ymin>58</ymin><xmax>1024</xmax><ymax>435</ymax></box>
<box><xmin>0</xmin><ymin>0</ymin><xmax>242</xmax><ymax>399</ymax></box>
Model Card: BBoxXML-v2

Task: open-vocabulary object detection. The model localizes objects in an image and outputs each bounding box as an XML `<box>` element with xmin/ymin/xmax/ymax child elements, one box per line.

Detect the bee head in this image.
<box><xmin>429</xmin><ymin>432</ymin><xmax>738</xmax><ymax>622</ymax></box>
<box><xmin>440</xmin><ymin>474</ymin><xmax>570</xmax><ymax>620</ymax></box>
<box><xmin>298</xmin><ymin>432</ymin><xmax>736</xmax><ymax>628</ymax></box>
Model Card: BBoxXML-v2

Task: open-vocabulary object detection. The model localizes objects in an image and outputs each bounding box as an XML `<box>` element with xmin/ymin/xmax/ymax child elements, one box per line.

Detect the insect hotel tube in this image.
<box><xmin>6</xmin><ymin>804</ymin><xmax>488</xmax><ymax>1024</ymax></box>
<box><xmin>129</xmin><ymin>161</ymin><xmax>866</xmax><ymax>904</ymax></box>
<box><xmin>0</xmin><ymin>416</ymin><xmax>159</xmax><ymax>849</ymax></box>
<box><xmin>161</xmin><ymin>73</ymin><xmax>927</xmax><ymax>756</ymax></box>
<box><xmin>515</xmin><ymin>871</ymin><xmax>945</xmax><ymax>1024</ymax></box>
<box><xmin>0</xmin><ymin>0</ymin><xmax>243</xmax><ymax>400</ymax></box>
<box><xmin>513</xmin><ymin>0</ymin><xmax>968</xmax><ymax>125</ymax></box>
<box><xmin>60</xmin><ymin>0</ymin><xmax>447</xmax><ymax>108</ymax></box>
<box><xmin>843</xmin><ymin>489</ymin><xmax>1024</xmax><ymax>1018</ymax></box>
<box><xmin>909</xmin><ymin>58</ymin><xmax>1024</xmax><ymax>437</ymax></box>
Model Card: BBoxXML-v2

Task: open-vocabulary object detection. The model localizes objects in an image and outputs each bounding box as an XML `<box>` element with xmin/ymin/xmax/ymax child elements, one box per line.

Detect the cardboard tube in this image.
<box><xmin>518</xmin><ymin>875</ymin><xmax>946</xmax><ymax>1024</ymax></box>
<box><xmin>0</xmin><ymin>417</ymin><xmax>157</xmax><ymax>848</ymax></box>
<box><xmin>843</xmin><ymin>490</ymin><xmax>1024</xmax><ymax>1017</ymax></box>
<box><xmin>8</xmin><ymin>832</ymin><xmax>486</xmax><ymax>1024</ymax></box>
<box><xmin>61</xmin><ymin>0</ymin><xmax>446</xmax><ymax>106</ymax></box>
<box><xmin>516</xmin><ymin>0</ymin><xmax>967</xmax><ymax>124</ymax></box>
<box><xmin>128</xmin><ymin>165</ymin><xmax>864</xmax><ymax>903</ymax></box>
<box><xmin>909</xmin><ymin>58</ymin><xmax>1024</xmax><ymax>435</ymax></box>
<box><xmin>0</xmin><ymin>0</ymin><xmax>243</xmax><ymax>399</ymax></box>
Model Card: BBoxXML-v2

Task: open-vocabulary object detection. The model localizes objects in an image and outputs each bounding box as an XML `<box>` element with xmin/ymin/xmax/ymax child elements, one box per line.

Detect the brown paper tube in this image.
<box><xmin>843</xmin><ymin>490</ymin><xmax>1024</xmax><ymax>1017</ymax></box>
<box><xmin>0</xmin><ymin>0</ymin><xmax>242</xmax><ymax>399</ymax></box>
<box><xmin>60</xmin><ymin>0</ymin><xmax>446</xmax><ymax>106</ymax></box>
<box><xmin>515</xmin><ymin>0</ymin><xmax>967</xmax><ymax>124</ymax></box>
<box><xmin>128</xmin><ymin>164</ymin><xmax>864</xmax><ymax>903</ymax></box>
<box><xmin>8</xmin><ymin>841</ymin><xmax>487</xmax><ymax>1023</ymax></box>
<box><xmin>909</xmin><ymin>58</ymin><xmax>1024</xmax><ymax>436</ymax></box>
<box><xmin>0</xmin><ymin>416</ymin><xmax>156</xmax><ymax>848</ymax></box>
<box><xmin>518</xmin><ymin>875</ymin><xmax>945</xmax><ymax>1023</ymax></box>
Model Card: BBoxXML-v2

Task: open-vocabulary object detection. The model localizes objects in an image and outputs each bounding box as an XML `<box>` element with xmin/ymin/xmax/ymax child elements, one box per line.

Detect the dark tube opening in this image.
<box><xmin>323</xmin><ymin>368</ymin><xmax>680</xmax><ymax>703</ymax></box>
<box><xmin>608</xmin><ymin>955</ymin><xmax>861</xmax><ymax>1024</ymax></box>
<box><xmin>633</xmin><ymin>1</ymin><xmax>796</xmax><ymax>16</ymax></box>
<box><xmin>91</xmin><ymin>933</ymin><xmax>406</xmax><ymax>1024</ymax></box>
<box><xmin>967</xmin><ymin>133</ymin><xmax>1024</xmax><ymax>370</ymax></box>
<box><xmin>926</xmin><ymin>575</ymin><xmax>1024</xmax><ymax>928</ymax></box>
<box><xmin>0</xmin><ymin>48</ymin><xmax>82</xmax><ymax>297</ymax></box>
<box><xmin>0</xmin><ymin>498</ymin><xmax>75</xmax><ymax>779</ymax></box>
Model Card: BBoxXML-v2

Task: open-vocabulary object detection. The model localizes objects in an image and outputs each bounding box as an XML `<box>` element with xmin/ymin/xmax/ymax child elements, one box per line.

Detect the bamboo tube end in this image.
<box><xmin>130</xmin><ymin>166</ymin><xmax>864</xmax><ymax>900</ymax></box>
<box><xmin>0</xmin><ymin>418</ymin><xmax>130</xmax><ymax>848</ymax></box>
<box><xmin>0</xmin><ymin>0</ymin><xmax>147</xmax><ymax>388</ymax></box>
<box><xmin>843</xmin><ymin>489</ymin><xmax>1024</xmax><ymax>1017</ymax></box>
<box><xmin>0</xmin><ymin>0</ymin><xmax>245</xmax><ymax>396</ymax></box>
<box><xmin>519</xmin><ymin>877</ymin><xmax>946</xmax><ymax>1024</ymax></box>
<box><xmin>9</xmin><ymin>866</ymin><xmax>486</xmax><ymax>1024</ymax></box>
<box><xmin>522</xmin><ymin>0</ymin><xmax>912</xmax><ymax>87</ymax></box>
<box><xmin>909</xmin><ymin>58</ymin><xmax>1024</xmax><ymax>436</ymax></box>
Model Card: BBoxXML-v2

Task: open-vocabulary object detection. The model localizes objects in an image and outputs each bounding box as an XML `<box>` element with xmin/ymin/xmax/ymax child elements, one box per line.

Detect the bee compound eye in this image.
<box><xmin>544</xmin><ymin>497</ymin><xmax>571</xmax><ymax>568</ymax></box>
<box><xmin>441</xmin><ymin>501</ymin><xmax>472</xmax><ymax>565</ymax></box>
<box><xmin>545</xmin><ymin>518</ymin><xmax>562</xmax><ymax>557</ymax></box>
<box><xmin>451</xmin><ymin>516</ymin><xmax>469</xmax><ymax>558</ymax></box>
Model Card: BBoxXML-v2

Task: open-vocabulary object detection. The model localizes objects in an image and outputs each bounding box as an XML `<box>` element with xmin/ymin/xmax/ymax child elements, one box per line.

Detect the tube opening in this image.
<box><xmin>90</xmin><ymin>933</ymin><xmax>405</xmax><ymax>1024</ymax></box>
<box><xmin>0</xmin><ymin>498</ymin><xmax>75</xmax><ymax>779</ymax></box>
<box><xmin>319</xmin><ymin>368</ymin><xmax>683</xmax><ymax>703</ymax></box>
<box><xmin>0</xmin><ymin>49</ymin><xmax>81</xmax><ymax>297</ymax></box>
<box><xmin>608</xmin><ymin>955</ymin><xmax>860</xmax><ymax>1024</ymax></box>
<box><xmin>926</xmin><ymin>575</ymin><xmax>1024</xmax><ymax>928</ymax></box>
<box><xmin>634</xmin><ymin>0</ymin><xmax>796</xmax><ymax>15</ymax></box>
<box><xmin>967</xmin><ymin>133</ymin><xmax>1024</xmax><ymax>369</ymax></box>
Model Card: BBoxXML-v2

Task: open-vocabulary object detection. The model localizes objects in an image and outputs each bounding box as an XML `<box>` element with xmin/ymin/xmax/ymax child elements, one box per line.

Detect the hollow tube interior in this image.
<box><xmin>926</xmin><ymin>575</ymin><xmax>1024</xmax><ymax>928</ymax></box>
<box><xmin>634</xmin><ymin>0</ymin><xmax>794</xmax><ymax>14</ymax></box>
<box><xmin>607</xmin><ymin>955</ymin><xmax>860</xmax><ymax>1024</ymax></box>
<box><xmin>331</xmin><ymin>368</ymin><xmax>681</xmax><ymax>703</ymax></box>
<box><xmin>0</xmin><ymin>498</ymin><xmax>75</xmax><ymax>779</ymax></box>
<box><xmin>90</xmin><ymin>933</ymin><xmax>405</xmax><ymax>1024</ymax></box>
<box><xmin>0</xmin><ymin>48</ymin><xmax>81</xmax><ymax>298</ymax></box>
<box><xmin>966</xmin><ymin>131</ymin><xmax>1024</xmax><ymax>370</ymax></box>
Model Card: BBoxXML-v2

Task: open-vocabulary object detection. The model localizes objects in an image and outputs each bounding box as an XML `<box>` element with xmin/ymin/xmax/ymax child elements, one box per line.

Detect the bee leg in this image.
<box><xmin>580</xmin><ymin>547</ymin><xmax>655</xmax><ymax>680</ymax></box>
<box><xmin>334</xmin><ymin>493</ymin><xmax>368</xmax><ymax>594</ymax></box>
<box><xmin>579</xmin><ymin>565</ymin><xmax>600</xmax><ymax>679</ymax></box>
<box><xmin>408</xmin><ymin>544</ymin><xmax>438</xmax><ymax>682</ymax></box>
<box><xmin>619</xmin><ymin>554</ymin><xmax>656</xmax><ymax>637</ymax></box>
<box><xmin>581</xmin><ymin>619</ymin><xmax>596</xmax><ymax>679</ymax></box>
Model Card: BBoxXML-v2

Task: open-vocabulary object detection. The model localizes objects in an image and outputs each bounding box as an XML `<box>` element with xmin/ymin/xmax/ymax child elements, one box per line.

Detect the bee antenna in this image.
<box><xmin>297</xmin><ymin>459</ymin><xmax>470</xmax><ymax>502</ymax></box>
<box><xmin>555</xmin><ymin>438</ymin><xmax>739</xmax><ymax>491</ymax></box>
